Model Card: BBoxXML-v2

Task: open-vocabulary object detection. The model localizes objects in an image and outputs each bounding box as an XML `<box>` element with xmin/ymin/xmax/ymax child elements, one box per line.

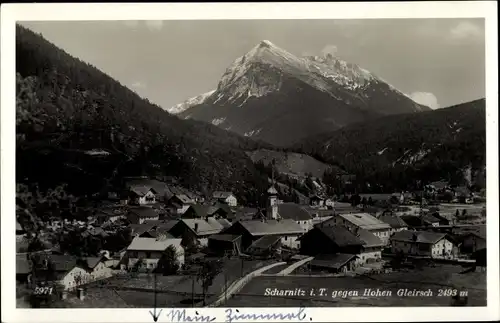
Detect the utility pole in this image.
<box><xmin>191</xmin><ymin>273</ymin><xmax>195</xmax><ymax>308</ymax></box>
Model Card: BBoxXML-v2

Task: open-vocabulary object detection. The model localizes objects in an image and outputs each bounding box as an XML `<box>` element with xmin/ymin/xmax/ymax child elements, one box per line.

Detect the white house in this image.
<box><xmin>126</xmin><ymin>236</ymin><xmax>184</xmax><ymax>271</ymax></box>
<box><xmin>212</xmin><ymin>191</ymin><xmax>238</xmax><ymax>207</ymax></box>
<box><xmin>390</xmin><ymin>230</ymin><xmax>455</xmax><ymax>259</ymax></box>
<box><xmin>42</xmin><ymin>255</ymin><xmax>114</xmax><ymax>290</ymax></box>
<box><xmin>128</xmin><ymin>185</ymin><xmax>157</xmax><ymax>205</ymax></box>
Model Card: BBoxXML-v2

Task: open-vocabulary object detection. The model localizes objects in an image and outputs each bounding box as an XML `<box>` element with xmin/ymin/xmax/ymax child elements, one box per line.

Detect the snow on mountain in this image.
<box><xmin>168</xmin><ymin>90</ymin><xmax>215</xmax><ymax>114</ymax></box>
<box><xmin>177</xmin><ymin>40</ymin><xmax>429</xmax><ymax>146</ymax></box>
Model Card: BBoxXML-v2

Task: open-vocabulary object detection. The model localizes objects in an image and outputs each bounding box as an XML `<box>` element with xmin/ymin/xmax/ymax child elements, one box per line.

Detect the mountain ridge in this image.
<box><xmin>177</xmin><ymin>40</ymin><xmax>429</xmax><ymax>146</ymax></box>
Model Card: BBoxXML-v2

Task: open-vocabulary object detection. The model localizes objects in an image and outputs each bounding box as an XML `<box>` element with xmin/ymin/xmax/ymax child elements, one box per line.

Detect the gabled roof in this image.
<box><xmin>247</xmin><ymin>235</ymin><xmax>281</xmax><ymax>250</ymax></box>
<box><xmin>126</xmin><ymin>179</ymin><xmax>169</xmax><ymax>195</ymax></box>
<box><xmin>130</xmin><ymin>185</ymin><xmax>156</xmax><ymax>197</ymax></box>
<box><xmin>49</xmin><ymin>255</ymin><xmax>78</xmax><ymax>272</ymax></box>
<box><xmin>85</xmin><ymin>257</ymin><xmax>104</xmax><ymax>269</ymax></box>
<box><xmin>180</xmin><ymin>218</ymin><xmax>224</xmax><ymax>236</ymax></box>
<box><xmin>127</xmin><ymin>236</ymin><xmax>183</xmax><ymax>252</ymax></box>
<box><xmin>128</xmin><ymin>207</ymin><xmax>159</xmax><ymax>218</ymax></box>
<box><xmin>390</xmin><ymin>230</ymin><xmax>448</xmax><ymax>244</ymax></box>
<box><xmin>400</xmin><ymin>215</ymin><xmax>423</xmax><ymax>227</ymax></box>
<box><xmin>339</xmin><ymin>213</ymin><xmax>391</xmax><ymax>231</ymax></box>
<box><xmin>208</xmin><ymin>234</ymin><xmax>241</xmax><ymax>242</ymax></box>
<box><xmin>299</xmin><ymin>226</ymin><xmax>364</xmax><ymax>247</ymax></box>
<box><xmin>378</xmin><ymin>214</ymin><xmax>408</xmax><ymax>229</ymax></box>
<box><xmin>422</xmin><ymin>213</ymin><xmax>441</xmax><ymax>224</ymax></box>
<box><xmin>212</xmin><ymin>191</ymin><xmax>234</xmax><ymax>199</ymax></box>
<box><xmin>276</xmin><ymin>203</ymin><xmax>312</xmax><ymax>221</ymax></box>
<box><xmin>217</xmin><ymin>218</ymin><xmax>232</xmax><ymax>229</ymax></box>
<box><xmin>356</xmin><ymin>228</ymin><xmax>384</xmax><ymax>248</ymax></box>
<box><xmin>238</xmin><ymin>219</ymin><xmax>304</xmax><ymax>236</ymax></box>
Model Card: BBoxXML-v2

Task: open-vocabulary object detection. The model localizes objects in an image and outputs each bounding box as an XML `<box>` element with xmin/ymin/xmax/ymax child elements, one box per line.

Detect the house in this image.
<box><xmin>223</xmin><ymin>219</ymin><xmax>304</xmax><ymax>250</ymax></box>
<box><xmin>298</xmin><ymin>225</ymin><xmax>365</xmax><ymax>256</ymax></box>
<box><xmin>127</xmin><ymin>207</ymin><xmax>160</xmax><ymax>224</ymax></box>
<box><xmin>32</xmin><ymin>255</ymin><xmax>113</xmax><ymax>290</ymax></box>
<box><xmin>354</xmin><ymin>228</ymin><xmax>385</xmax><ymax>264</ymax></box>
<box><xmin>309</xmin><ymin>253</ymin><xmax>358</xmax><ymax>274</ymax></box>
<box><xmin>125</xmin><ymin>179</ymin><xmax>170</xmax><ymax>202</ymax></box>
<box><xmin>126</xmin><ymin>236</ymin><xmax>184</xmax><ymax>271</ymax></box>
<box><xmin>128</xmin><ymin>185</ymin><xmax>157</xmax><ymax>205</ymax></box>
<box><xmin>309</xmin><ymin>195</ymin><xmax>325</xmax><ymax>207</ymax></box>
<box><xmin>390</xmin><ymin>230</ymin><xmax>456</xmax><ymax>259</ymax></box>
<box><xmin>168</xmin><ymin>218</ymin><xmax>224</xmax><ymax>247</ymax></box>
<box><xmin>207</xmin><ymin>234</ymin><xmax>242</xmax><ymax>256</ymax></box>
<box><xmin>428</xmin><ymin>212</ymin><xmax>451</xmax><ymax>226</ymax></box>
<box><xmin>212</xmin><ymin>191</ymin><xmax>238</xmax><ymax>207</ymax></box>
<box><xmin>422</xmin><ymin>213</ymin><xmax>444</xmax><ymax>226</ymax></box>
<box><xmin>166</xmin><ymin>194</ymin><xmax>195</xmax><ymax>215</ymax></box>
<box><xmin>460</xmin><ymin>226</ymin><xmax>486</xmax><ymax>253</ymax></box>
<box><xmin>326</xmin><ymin>213</ymin><xmax>392</xmax><ymax>245</ymax></box>
<box><xmin>378</xmin><ymin>214</ymin><xmax>408</xmax><ymax>235</ymax></box>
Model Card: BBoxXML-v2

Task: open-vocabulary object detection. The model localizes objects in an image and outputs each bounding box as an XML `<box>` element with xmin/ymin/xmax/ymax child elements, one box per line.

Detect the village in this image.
<box><xmin>16</xmin><ymin>175</ymin><xmax>487</xmax><ymax>308</ymax></box>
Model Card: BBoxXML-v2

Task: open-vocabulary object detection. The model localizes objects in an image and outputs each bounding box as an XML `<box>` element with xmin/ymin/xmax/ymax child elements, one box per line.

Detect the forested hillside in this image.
<box><xmin>294</xmin><ymin>99</ymin><xmax>486</xmax><ymax>192</ymax></box>
<box><xmin>15</xmin><ymin>25</ymin><xmax>274</xmax><ymax>206</ymax></box>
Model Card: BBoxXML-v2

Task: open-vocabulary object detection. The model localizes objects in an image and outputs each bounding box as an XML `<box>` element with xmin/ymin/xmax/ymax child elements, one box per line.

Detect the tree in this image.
<box><xmin>368</xmin><ymin>196</ymin><xmax>374</xmax><ymax>206</ymax></box>
<box><xmin>197</xmin><ymin>259</ymin><xmax>223</xmax><ymax>306</ymax></box>
<box><xmin>156</xmin><ymin>245</ymin><xmax>180</xmax><ymax>276</ymax></box>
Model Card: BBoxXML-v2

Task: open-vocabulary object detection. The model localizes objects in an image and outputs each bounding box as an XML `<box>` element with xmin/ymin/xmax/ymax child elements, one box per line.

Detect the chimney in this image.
<box><xmin>194</xmin><ymin>223</ymin><xmax>199</xmax><ymax>233</ymax></box>
<box><xmin>77</xmin><ymin>288</ymin><xmax>85</xmax><ymax>301</ymax></box>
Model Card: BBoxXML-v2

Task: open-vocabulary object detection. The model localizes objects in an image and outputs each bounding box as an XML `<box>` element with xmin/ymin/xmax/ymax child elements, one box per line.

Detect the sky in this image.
<box><xmin>20</xmin><ymin>19</ymin><xmax>485</xmax><ymax>110</ymax></box>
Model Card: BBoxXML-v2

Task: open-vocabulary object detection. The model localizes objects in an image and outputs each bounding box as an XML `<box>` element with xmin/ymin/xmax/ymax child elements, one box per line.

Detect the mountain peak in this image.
<box><xmin>258</xmin><ymin>40</ymin><xmax>275</xmax><ymax>48</ymax></box>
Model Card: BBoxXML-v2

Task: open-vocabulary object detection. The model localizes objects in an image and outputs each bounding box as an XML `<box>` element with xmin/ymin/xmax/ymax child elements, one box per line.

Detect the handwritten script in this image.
<box><xmin>163</xmin><ymin>308</ymin><xmax>310</xmax><ymax>322</ymax></box>
<box><xmin>225</xmin><ymin>307</ymin><xmax>309</xmax><ymax>323</ymax></box>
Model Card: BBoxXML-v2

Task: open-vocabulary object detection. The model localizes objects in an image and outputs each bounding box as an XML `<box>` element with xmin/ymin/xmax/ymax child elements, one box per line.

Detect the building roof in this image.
<box><xmin>339</xmin><ymin>213</ymin><xmax>391</xmax><ymax>231</ymax></box>
<box><xmin>49</xmin><ymin>255</ymin><xmax>78</xmax><ymax>272</ymax></box>
<box><xmin>172</xmin><ymin>194</ymin><xmax>195</xmax><ymax>204</ymax></box>
<box><xmin>181</xmin><ymin>218</ymin><xmax>224</xmax><ymax>236</ymax></box>
<box><xmin>390</xmin><ymin>230</ymin><xmax>448</xmax><ymax>244</ymax></box>
<box><xmin>300</xmin><ymin>226</ymin><xmax>364</xmax><ymax>247</ymax></box>
<box><xmin>127</xmin><ymin>236</ymin><xmax>183</xmax><ymax>252</ymax></box>
<box><xmin>310</xmin><ymin>253</ymin><xmax>357</xmax><ymax>270</ymax></box>
<box><xmin>400</xmin><ymin>215</ymin><xmax>423</xmax><ymax>227</ymax></box>
<box><xmin>430</xmin><ymin>180</ymin><xmax>449</xmax><ymax>190</ymax></box>
<box><xmin>378</xmin><ymin>214</ymin><xmax>408</xmax><ymax>229</ymax></box>
<box><xmin>247</xmin><ymin>235</ymin><xmax>281</xmax><ymax>250</ymax></box>
<box><xmin>277</xmin><ymin>203</ymin><xmax>312</xmax><ymax>221</ymax></box>
<box><xmin>422</xmin><ymin>213</ymin><xmax>441</xmax><ymax>224</ymax></box>
<box><xmin>128</xmin><ymin>207</ymin><xmax>159</xmax><ymax>219</ymax></box>
<box><xmin>212</xmin><ymin>191</ymin><xmax>234</xmax><ymax>199</ymax></box>
<box><xmin>359</xmin><ymin>194</ymin><xmax>393</xmax><ymax>201</ymax></box>
<box><xmin>356</xmin><ymin>228</ymin><xmax>384</xmax><ymax>248</ymax></box>
<box><xmin>85</xmin><ymin>257</ymin><xmax>103</xmax><ymax>269</ymax></box>
<box><xmin>208</xmin><ymin>234</ymin><xmax>241</xmax><ymax>242</ymax></box>
<box><xmin>130</xmin><ymin>185</ymin><xmax>156</xmax><ymax>197</ymax></box>
<box><xmin>217</xmin><ymin>218</ymin><xmax>232</xmax><ymax>229</ymax></box>
<box><xmin>126</xmin><ymin>179</ymin><xmax>169</xmax><ymax>195</ymax></box>
<box><xmin>129</xmin><ymin>223</ymin><xmax>156</xmax><ymax>235</ymax></box>
<box><xmin>16</xmin><ymin>221</ymin><xmax>23</xmax><ymax>231</ymax></box>
<box><xmin>238</xmin><ymin>219</ymin><xmax>304</xmax><ymax>236</ymax></box>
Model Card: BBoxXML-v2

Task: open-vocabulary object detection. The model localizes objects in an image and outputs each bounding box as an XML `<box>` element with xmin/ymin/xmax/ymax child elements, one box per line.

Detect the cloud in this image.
<box><xmin>450</xmin><ymin>21</ymin><xmax>482</xmax><ymax>40</ymax></box>
<box><xmin>410</xmin><ymin>92</ymin><xmax>440</xmax><ymax>110</ymax></box>
<box><xmin>131</xmin><ymin>81</ymin><xmax>146</xmax><ymax>89</ymax></box>
<box><xmin>321</xmin><ymin>44</ymin><xmax>338</xmax><ymax>57</ymax></box>
<box><xmin>145</xmin><ymin>20</ymin><xmax>164</xmax><ymax>31</ymax></box>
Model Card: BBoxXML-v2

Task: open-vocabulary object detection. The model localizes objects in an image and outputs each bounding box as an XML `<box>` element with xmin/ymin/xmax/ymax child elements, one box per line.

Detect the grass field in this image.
<box><xmin>222</xmin><ymin>264</ymin><xmax>486</xmax><ymax>307</ymax></box>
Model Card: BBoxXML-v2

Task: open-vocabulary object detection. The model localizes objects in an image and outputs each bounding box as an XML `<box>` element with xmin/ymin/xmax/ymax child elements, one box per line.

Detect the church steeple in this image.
<box><xmin>267</xmin><ymin>159</ymin><xmax>278</xmax><ymax>219</ymax></box>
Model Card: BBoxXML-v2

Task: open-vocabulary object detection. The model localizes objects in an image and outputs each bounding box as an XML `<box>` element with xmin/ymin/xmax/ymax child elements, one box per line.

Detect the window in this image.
<box><xmin>284</xmin><ymin>236</ymin><xmax>288</xmax><ymax>241</ymax></box>
<box><xmin>146</xmin><ymin>252</ymin><xmax>151</xmax><ymax>258</ymax></box>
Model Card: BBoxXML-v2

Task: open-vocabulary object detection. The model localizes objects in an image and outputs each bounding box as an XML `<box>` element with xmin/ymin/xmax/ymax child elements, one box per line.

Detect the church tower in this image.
<box><xmin>267</xmin><ymin>161</ymin><xmax>279</xmax><ymax>220</ymax></box>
